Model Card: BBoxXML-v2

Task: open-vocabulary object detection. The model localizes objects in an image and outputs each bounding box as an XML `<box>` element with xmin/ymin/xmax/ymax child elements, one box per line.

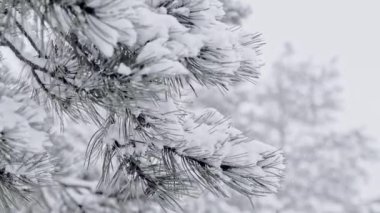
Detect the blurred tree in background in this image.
<box><xmin>196</xmin><ymin>44</ymin><xmax>376</xmax><ymax>213</ymax></box>
<box><xmin>365</xmin><ymin>199</ymin><xmax>380</xmax><ymax>213</ymax></box>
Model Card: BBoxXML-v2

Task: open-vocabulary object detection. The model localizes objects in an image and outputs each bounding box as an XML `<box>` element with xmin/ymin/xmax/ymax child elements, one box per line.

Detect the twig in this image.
<box><xmin>14</xmin><ymin>20</ymin><xmax>43</xmax><ymax>57</ymax></box>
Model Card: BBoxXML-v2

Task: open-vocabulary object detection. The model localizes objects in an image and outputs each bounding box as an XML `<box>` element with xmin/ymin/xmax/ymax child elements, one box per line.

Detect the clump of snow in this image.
<box><xmin>117</xmin><ymin>63</ymin><xmax>132</xmax><ymax>75</ymax></box>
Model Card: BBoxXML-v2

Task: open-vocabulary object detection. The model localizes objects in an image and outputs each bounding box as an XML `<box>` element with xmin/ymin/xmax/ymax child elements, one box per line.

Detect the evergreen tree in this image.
<box><xmin>0</xmin><ymin>0</ymin><xmax>283</xmax><ymax>211</ymax></box>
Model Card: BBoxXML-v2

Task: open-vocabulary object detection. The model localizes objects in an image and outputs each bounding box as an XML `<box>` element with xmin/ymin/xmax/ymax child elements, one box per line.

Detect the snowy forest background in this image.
<box><xmin>1</xmin><ymin>0</ymin><xmax>380</xmax><ymax>212</ymax></box>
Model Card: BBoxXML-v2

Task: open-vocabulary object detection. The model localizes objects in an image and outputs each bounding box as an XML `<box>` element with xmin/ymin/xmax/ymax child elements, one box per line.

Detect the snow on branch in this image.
<box><xmin>0</xmin><ymin>0</ymin><xmax>284</xmax><ymax>210</ymax></box>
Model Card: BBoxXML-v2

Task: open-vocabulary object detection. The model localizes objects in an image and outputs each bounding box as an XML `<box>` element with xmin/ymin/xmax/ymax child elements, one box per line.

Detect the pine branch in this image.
<box><xmin>0</xmin><ymin>1</ymin><xmax>284</xmax><ymax>211</ymax></box>
<box><xmin>0</xmin><ymin>153</ymin><xmax>54</xmax><ymax>210</ymax></box>
<box><xmin>105</xmin><ymin>155</ymin><xmax>193</xmax><ymax>210</ymax></box>
<box><xmin>162</xmin><ymin>146</ymin><xmax>284</xmax><ymax>197</ymax></box>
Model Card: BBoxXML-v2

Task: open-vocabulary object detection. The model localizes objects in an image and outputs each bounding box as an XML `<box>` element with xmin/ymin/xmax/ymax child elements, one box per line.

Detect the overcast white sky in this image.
<box><xmin>245</xmin><ymin>0</ymin><xmax>380</xmax><ymax>200</ymax></box>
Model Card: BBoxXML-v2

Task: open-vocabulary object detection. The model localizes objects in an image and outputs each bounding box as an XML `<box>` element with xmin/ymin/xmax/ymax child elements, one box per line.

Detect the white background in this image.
<box><xmin>246</xmin><ymin>0</ymin><xmax>380</xmax><ymax>200</ymax></box>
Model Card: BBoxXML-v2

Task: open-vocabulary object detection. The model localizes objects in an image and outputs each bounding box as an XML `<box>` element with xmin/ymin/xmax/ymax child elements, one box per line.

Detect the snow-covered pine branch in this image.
<box><xmin>0</xmin><ymin>0</ymin><xmax>283</xmax><ymax>210</ymax></box>
<box><xmin>0</xmin><ymin>67</ymin><xmax>55</xmax><ymax>210</ymax></box>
